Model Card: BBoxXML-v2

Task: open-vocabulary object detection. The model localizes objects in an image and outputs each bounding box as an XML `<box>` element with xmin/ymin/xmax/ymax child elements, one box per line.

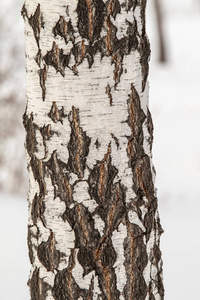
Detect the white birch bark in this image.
<box><xmin>22</xmin><ymin>0</ymin><xmax>164</xmax><ymax>299</ymax></box>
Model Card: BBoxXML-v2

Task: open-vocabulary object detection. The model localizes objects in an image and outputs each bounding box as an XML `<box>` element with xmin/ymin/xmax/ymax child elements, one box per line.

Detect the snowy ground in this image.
<box><xmin>0</xmin><ymin>0</ymin><xmax>200</xmax><ymax>299</ymax></box>
<box><xmin>0</xmin><ymin>193</ymin><xmax>29</xmax><ymax>299</ymax></box>
<box><xmin>147</xmin><ymin>0</ymin><xmax>200</xmax><ymax>299</ymax></box>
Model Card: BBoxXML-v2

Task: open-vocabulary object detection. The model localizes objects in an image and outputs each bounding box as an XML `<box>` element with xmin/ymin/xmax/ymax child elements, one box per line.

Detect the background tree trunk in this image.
<box><xmin>154</xmin><ymin>0</ymin><xmax>166</xmax><ymax>62</ymax></box>
<box><xmin>22</xmin><ymin>1</ymin><xmax>164</xmax><ymax>299</ymax></box>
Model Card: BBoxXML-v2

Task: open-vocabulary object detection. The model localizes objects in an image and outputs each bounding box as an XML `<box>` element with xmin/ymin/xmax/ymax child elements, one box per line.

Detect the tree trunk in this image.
<box><xmin>22</xmin><ymin>1</ymin><xmax>164</xmax><ymax>299</ymax></box>
<box><xmin>154</xmin><ymin>0</ymin><xmax>166</xmax><ymax>63</ymax></box>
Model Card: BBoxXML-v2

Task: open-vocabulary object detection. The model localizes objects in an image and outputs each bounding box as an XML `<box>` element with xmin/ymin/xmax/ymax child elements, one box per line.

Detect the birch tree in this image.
<box><xmin>22</xmin><ymin>0</ymin><xmax>164</xmax><ymax>299</ymax></box>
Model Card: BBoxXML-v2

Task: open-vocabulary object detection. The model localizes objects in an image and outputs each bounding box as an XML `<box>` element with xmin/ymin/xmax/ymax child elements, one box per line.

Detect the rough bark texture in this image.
<box><xmin>22</xmin><ymin>0</ymin><xmax>164</xmax><ymax>299</ymax></box>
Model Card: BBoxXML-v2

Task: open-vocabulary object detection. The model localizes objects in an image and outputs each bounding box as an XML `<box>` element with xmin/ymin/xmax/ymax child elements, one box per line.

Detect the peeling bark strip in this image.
<box><xmin>23</xmin><ymin>1</ymin><xmax>164</xmax><ymax>299</ymax></box>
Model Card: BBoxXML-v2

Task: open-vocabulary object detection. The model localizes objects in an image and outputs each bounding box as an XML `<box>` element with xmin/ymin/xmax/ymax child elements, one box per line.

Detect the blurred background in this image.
<box><xmin>0</xmin><ymin>0</ymin><xmax>200</xmax><ymax>299</ymax></box>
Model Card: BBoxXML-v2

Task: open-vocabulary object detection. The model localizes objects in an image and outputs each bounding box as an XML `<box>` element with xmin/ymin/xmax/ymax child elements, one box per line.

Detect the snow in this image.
<box><xmin>1</xmin><ymin>0</ymin><xmax>200</xmax><ymax>299</ymax></box>
<box><xmin>0</xmin><ymin>193</ymin><xmax>30</xmax><ymax>300</ymax></box>
<box><xmin>147</xmin><ymin>1</ymin><xmax>200</xmax><ymax>299</ymax></box>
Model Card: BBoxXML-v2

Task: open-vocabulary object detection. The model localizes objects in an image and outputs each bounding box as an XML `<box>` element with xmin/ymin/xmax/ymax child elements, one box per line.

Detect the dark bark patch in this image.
<box><xmin>129</xmin><ymin>0</ymin><xmax>139</xmax><ymax>11</ymax></box>
<box><xmin>146</xmin><ymin>108</ymin><xmax>154</xmax><ymax>151</ymax></box>
<box><xmin>144</xmin><ymin>207</ymin><xmax>156</xmax><ymax>242</ymax></box>
<box><xmin>125</xmin><ymin>18</ymin><xmax>139</xmax><ymax>54</ymax></box>
<box><xmin>77</xmin><ymin>246</ymin><xmax>96</xmax><ymax>275</ymax></box>
<box><xmin>111</xmin><ymin>133</ymin><xmax>119</xmax><ymax>150</ymax></box>
<box><xmin>126</xmin><ymin>84</ymin><xmax>146</xmax><ymax>183</ymax></box>
<box><xmin>52</xmin><ymin>249</ymin><xmax>89</xmax><ymax>300</ymax></box>
<box><xmin>105</xmin><ymin>182</ymin><xmax>126</xmax><ymax>231</ymax></box>
<box><xmin>31</xmin><ymin>193</ymin><xmax>45</xmax><ymax>226</ymax></box>
<box><xmin>46</xmin><ymin>151</ymin><xmax>73</xmax><ymax>203</ymax></box>
<box><xmin>30</xmin><ymin>155</ymin><xmax>46</xmax><ymax>197</ymax></box>
<box><xmin>28</xmin><ymin>267</ymin><xmax>50</xmax><ymax>300</ymax></box>
<box><xmin>100</xmin><ymin>238</ymin><xmax>116</xmax><ymax>268</ymax></box>
<box><xmin>112</xmin><ymin>53</ymin><xmax>123</xmax><ymax>87</ymax></box>
<box><xmin>23</xmin><ymin>112</ymin><xmax>37</xmax><ymax>157</ymax></box>
<box><xmin>96</xmin><ymin>266</ymin><xmax>120</xmax><ymax>300</ymax></box>
<box><xmin>28</xmin><ymin>4</ymin><xmax>44</xmax><ymax>47</ymax></box>
<box><xmin>77</xmin><ymin>0</ymin><xmax>105</xmax><ymax>42</ymax></box>
<box><xmin>132</xmin><ymin>154</ymin><xmax>157</xmax><ymax>241</ymax></box>
<box><xmin>88</xmin><ymin>275</ymin><xmax>95</xmax><ymax>299</ymax></box>
<box><xmin>53</xmin><ymin>16</ymin><xmax>75</xmax><ymax>44</ymax></box>
<box><xmin>148</xmin><ymin>281</ymin><xmax>156</xmax><ymax>300</ymax></box>
<box><xmin>123</xmin><ymin>221</ymin><xmax>148</xmax><ymax>300</ymax></box>
<box><xmin>120</xmin><ymin>0</ymin><xmax>139</xmax><ymax>11</ymax></box>
<box><xmin>28</xmin><ymin>225</ymin><xmax>37</xmax><ymax>265</ymax></box>
<box><xmin>39</xmin><ymin>64</ymin><xmax>47</xmax><ymax>101</ymax></box>
<box><xmin>88</xmin><ymin>144</ymin><xmax>118</xmax><ymax>205</ymax></box>
<box><xmin>44</xmin><ymin>42</ymin><xmax>70</xmax><ymax>76</ymax></box>
<box><xmin>38</xmin><ymin>231</ymin><xmax>60</xmax><ymax>271</ymax></box>
<box><xmin>136</xmin><ymin>155</ymin><xmax>155</xmax><ymax>203</ymax></box>
<box><xmin>104</xmin><ymin>16</ymin><xmax>118</xmax><ymax>56</ymax></box>
<box><xmin>35</xmin><ymin>49</ymin><xmax>42</xmax><ymax>66</ymax></box>
<box><xmin>39</xmin><ymin>124</ymin><xmax>55</xmax><ymax>158</ymax></box>
<box><xmin>149</xmin><ymin>245</ymin><xmax>164</xmax><ymax>298</ymax></box>
<box><xmin>67</xmin><ymin>106</ymin><xmax>91</xmax><ymax>178</ymax></box>
<box><xmin>95</xmin><ymin>138</ymin><xmax>101</xmax><ymax>149</ymax></box>
<box><xmin>71</xmin><ymin>40</ymin><xmax>87</xmax><ymax>73</ymax></box>
<box><xmin>47</xmin><ymin>2</ymin><xmax>141</xmax><ymax>86</ymax></box>
<box><xmin>39</xmin><ymin>124</ymin><xmax>54</xmax><ymax>141</ymax></box>
<box><xmin>127</xmin><ymin>84</ymin><xmax>146</xmax><ymax>141</ymax></box>
<box><xmin>106</xmin><ymin>84</ymin><xmax>113</xmax><ymax>106</ymax></box>
<box><xmin>66</xmin><ymin>203</ymin><xmax>101</xmax><ymax>249</ymax></box>
<box><xmin>106</xmin><ymin>0</ymin><xmax>121</xmax><ymax>19</ymax></box>
<box><xmin>139</xmin><ymin>34</ymin><xmax>151</xmax><ymax>92</ymax></box>
<box><xmin>48</xmin><ymin>101</ymin><xmax>67</xmax><ymax>124</ymax></box>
